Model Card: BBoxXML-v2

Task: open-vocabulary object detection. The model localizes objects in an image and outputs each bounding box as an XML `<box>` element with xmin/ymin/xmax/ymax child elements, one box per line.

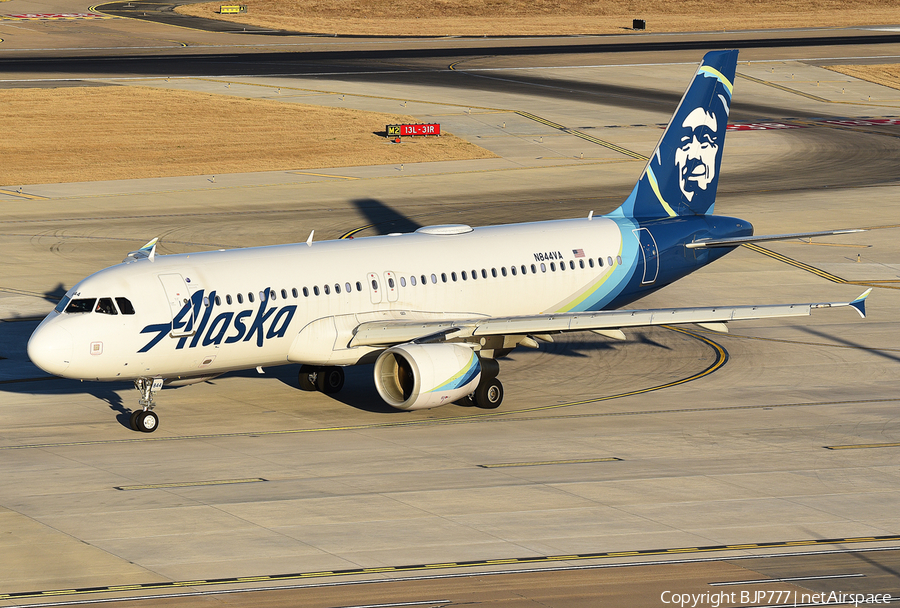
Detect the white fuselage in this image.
<box><xmin>29</xmin><ymin>216</ymin><xmax>639</xmax><ymax>382</ymax></box>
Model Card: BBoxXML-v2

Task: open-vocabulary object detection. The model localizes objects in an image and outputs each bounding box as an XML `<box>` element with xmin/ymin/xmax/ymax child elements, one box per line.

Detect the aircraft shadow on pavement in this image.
<box><xmin>797</xmin><ymin>325</ymin><xmax>900</xmax><ymax>365</ymax></box>
<box><xmin>42</xmin><ymin>283</ymin><xmax>67</xmax><ymax>304</ymax></box>
<box><xmin>0</xmin><ymin>333</ymin><xmax>675</xmax><ymax>427</ymax></box>
<box><xmin>351</xmin><ymin>198</ymin><xmax>423</xmax><ymax>235</ymax></box>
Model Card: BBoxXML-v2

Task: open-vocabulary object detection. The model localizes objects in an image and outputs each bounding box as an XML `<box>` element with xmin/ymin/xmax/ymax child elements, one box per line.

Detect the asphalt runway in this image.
<box><xmin>2</xmin><ymin>12</ymin><xmax>900</xmax><ymax>608</ymax></box>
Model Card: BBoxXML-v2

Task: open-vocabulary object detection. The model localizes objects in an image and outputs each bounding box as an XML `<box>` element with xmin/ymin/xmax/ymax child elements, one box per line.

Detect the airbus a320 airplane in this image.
<box><xmin>28</xmin><ymin>50</ymin><xmax>870</xmax><ymax>433</ymax></box>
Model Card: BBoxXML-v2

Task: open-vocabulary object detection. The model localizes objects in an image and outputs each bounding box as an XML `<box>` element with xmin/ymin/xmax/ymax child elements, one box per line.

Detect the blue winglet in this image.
<box><xmin>849</xmin><ymin>288</ymin><xmax>872</xmax><ymax>319</ymax></box>
<box><xmin>139</xmin><ymin>237</ymin><xmax>158</xmax><ymax>262</ymax></box>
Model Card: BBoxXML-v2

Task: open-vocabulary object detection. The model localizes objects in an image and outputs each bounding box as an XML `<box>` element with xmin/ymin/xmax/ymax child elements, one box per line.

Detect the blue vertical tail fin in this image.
<box><xmin>612</xmin><ymin>50</ymin><xmax>738</xmax><ymax>220</ymax></box>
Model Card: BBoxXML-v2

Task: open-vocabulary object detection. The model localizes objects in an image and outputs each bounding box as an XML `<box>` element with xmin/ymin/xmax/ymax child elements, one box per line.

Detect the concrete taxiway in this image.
<box><xmin>2</xmin><ymin>17</ymin><xmax>900</xmax><ymax>608</ymax></box>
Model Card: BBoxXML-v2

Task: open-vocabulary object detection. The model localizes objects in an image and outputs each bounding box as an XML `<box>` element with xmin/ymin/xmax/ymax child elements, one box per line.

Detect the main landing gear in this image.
<box><xmin>298</xmin><ymin>365</ymin><xmax>345</xmax><ymax>394</ymax></box>
<box><xmin>462</xmin><ymin>357</ymin><xmax>504</xmax><ymax>409</ymax></box>
<box><xmin>131</xmin><ymin>377</ymin><xmax>162</xmax><ymax>433</ymax></box>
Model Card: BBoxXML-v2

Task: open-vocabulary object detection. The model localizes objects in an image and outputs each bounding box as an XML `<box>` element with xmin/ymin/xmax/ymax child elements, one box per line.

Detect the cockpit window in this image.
<box><xmin>54</xmin><ymin>295</ymin><xmax>71</xmax><ymax>314</ymax></box>
<box><xmin>96</xmin><ymin>298</ymin><xmax>118</xmax><ymax>315</ymax></box>
<box><xmin>65</xmin><ymin>298</ymin><xmax>96</xmax><ymax>313</ymax></box>
<box><xmin>115</xmin><ymin>297</ymin><xmax>135</xmax><ymax>315</ymax></box>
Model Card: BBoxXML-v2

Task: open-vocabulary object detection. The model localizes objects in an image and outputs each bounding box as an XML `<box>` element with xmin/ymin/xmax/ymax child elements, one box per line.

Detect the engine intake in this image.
<box><xmin>374</xmin><ymin>343</ymin><xmax>481</xmax><ymax>410</ymax></box>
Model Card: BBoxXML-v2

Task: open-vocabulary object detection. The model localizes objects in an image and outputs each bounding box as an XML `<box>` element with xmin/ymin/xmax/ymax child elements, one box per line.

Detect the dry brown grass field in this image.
<box><xmin>177</xmin><ymin>0</ymin><xmax>900</xmax><ymax>36</ymax></box>
<box><xmin>825</xmin><ymin>64</ymin><xmax>900</xmax><ymax>91</ymax></box>
<box><xmin>0</xmin><ymin>86</ymin><xmax>494</xmax><ymax>186</ymax></box>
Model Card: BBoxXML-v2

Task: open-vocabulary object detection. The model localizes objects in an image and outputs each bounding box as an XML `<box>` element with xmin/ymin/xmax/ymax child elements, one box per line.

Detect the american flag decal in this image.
<box><xmin>573</xmin><ymin>249</ymin><xmax>585</xmax><ymax>258</ymax></box>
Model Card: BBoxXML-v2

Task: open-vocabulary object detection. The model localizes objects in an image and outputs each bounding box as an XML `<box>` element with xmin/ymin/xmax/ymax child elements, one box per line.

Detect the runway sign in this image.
<box><xmin>386</xmin><ymin>124</ymin><xmax>441</xmax><ymax>137</ymax></box>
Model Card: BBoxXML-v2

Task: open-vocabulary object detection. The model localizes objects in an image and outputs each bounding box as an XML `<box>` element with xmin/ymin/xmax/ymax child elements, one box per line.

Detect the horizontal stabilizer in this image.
<box><xmin>686</xmin><ymin>228</ymin><xmax>865</xmax><ymax>249</ymax></box>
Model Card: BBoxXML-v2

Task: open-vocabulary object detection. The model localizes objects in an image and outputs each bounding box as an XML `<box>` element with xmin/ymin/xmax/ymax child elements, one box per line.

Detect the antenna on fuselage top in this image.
<box><xmin>306</xmin><ymin>230</ymin><xmax>314</xmax><ymax>247</ymax></box>
<box><xmin>588</xmin><ymin>210</ymin><xmax>594</xmax><ymax>221</ymax></box>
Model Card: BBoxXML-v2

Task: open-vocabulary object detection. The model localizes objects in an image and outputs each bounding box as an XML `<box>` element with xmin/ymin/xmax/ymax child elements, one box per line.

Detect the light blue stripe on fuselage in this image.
<box><xmin>554</xmin><ymin>216</ymin><xmax>641</xmax><ymax>312</ymax></box>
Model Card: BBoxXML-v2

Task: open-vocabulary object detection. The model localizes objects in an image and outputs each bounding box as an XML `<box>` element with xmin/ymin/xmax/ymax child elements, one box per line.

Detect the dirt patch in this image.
<box><xmin>176</xmin><ymin>0</ymin><xmax>900</xmax><ymax>36</ymax></box>
<box><xmin>0</xmin><ymin>86</ymin><xmax>495</xmax><ymax>186</ymax></box>
<box><xmin>825</xmin><ymin>64</ymin><xmax>900</xmax><ymax>91</ymax></box>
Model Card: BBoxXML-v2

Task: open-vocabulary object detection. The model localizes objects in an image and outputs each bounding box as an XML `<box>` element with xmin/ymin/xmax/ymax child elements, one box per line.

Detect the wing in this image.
<box><xmin>349</xmin><ymin>290</ymin><xmax>872</xmax><ymax>348</ymax></box>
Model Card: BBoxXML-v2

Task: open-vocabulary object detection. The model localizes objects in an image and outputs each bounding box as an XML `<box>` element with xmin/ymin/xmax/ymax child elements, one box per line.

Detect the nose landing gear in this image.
<box><xmin>131</xmin><ymin>377</ymin><xmax>163</xmax><ymax>433</ymax></box>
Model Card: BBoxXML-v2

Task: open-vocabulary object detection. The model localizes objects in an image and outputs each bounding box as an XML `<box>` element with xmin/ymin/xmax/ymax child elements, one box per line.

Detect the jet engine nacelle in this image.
<box><xmin>374</xmin><ymin>343</ymin><xmax>481</xmax><ymax>410</ymax></box>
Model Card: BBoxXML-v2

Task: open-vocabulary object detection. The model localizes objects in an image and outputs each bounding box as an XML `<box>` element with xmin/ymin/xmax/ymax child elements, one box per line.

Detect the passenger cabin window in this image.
<box><xmin>400</xmin><ymin>277</ymin><xmax>406</xmax><ymax>287</ymax></box>
<box><xmin>441</xmin><ymin>273</ymin><xmax>447</xmax><ymax>283</ymax></box>
<box><xmin>491</xmin><ymin>268</ymin><xmax>497</xmax><ymax>278</ymax></box>
<box><xmin>472</xmin><ymin>269</ymin><xmax>478</xmax><ymax>280</ymax></box>
<box><xmin>540</xmin><ymin>263</ymin><xmax>546</xmax><ymax>272</ymax></box>
<box><xmin>461</xmin><ymin>271</ymin><xmax>467</xmax><ymax>280</ymax></box>
<box><xmin>314</xmin><ymin>286</ymin><xmax>320</xmax><ymax>296</ymax></box>
<box><xmin>388</xmin><ymin>278</ymin><xmax>395</xmax><ymax>288</ymax></box>
<box><xmin>550</xmin><ymin>262</ymin><xmax>556</xmax><ymax>271</ymax></box>
<box><xmin>66</xmin><ymin>298</ymin><xmax>95</xmax><ymax>313</ymax></box>
<box><xmin>356</xmin><ymin>282</ymin><xmax>362</xmax><ymax>292</ymax></box>
<box><xmin>335</xmin><ymin>284</ymin><xmax>341</xmax><ymax>294</ymax></box>
<box><xmin>371</xmin><ymin>279</ymin><xmax>378</xmax><ymax>290</ymax></box>
<box><xmin>282</xmin><ymin>289</ymin><xmax>288</xmax><ymax>299</ymax></box>
<box><xmin>451</xmin><ymin>272</ymin><xmax>457</xmax><ymax>282</ymax></box>
<box><xmin>292</xmin><ymin>288</ymin><xmax>298</xmax><ymax>298</ymax></box>
<box><xmin>501</xmin><ymin>267</ymin><xmax>507</xmax><ymax>277</ymax></box>
<box><xmin>579</xmin><ymin>260</ymin><xmax>585</xmax><ymax>269</ymax></box>
<box><xmin>96</xmin><ymin>298</ymin><xmax>117</xmax><ymax>315</ymax></box>
<box><xmin>616</xmin><ymin>256</ymin><xmax>623</xmax><ymax>265</ymax></box>
<box><xmin>248</xmin><ymin>292</ymin><xmax>255</xmax><ymax>303</ymax></box>
<box><xmin>481</xmin><ymin>269</ymin><xmax>487</xmax><ymax>279</ymax></box>
<box><xmin>607</xmin><ymin>256</ymin><xmax>613</xmax><ymax>267</ymax></box>
<box><xmin>411</xmin><ymin>276</ymin><xmax>417</xmax><ymax>286</ymax></box>
<box><xmin>324</xmin><ymin>285</ymin><xmax>330</xmax><ymax>295</ymax></box>
<box><xmin>303</xmin><ymin>287</ymin><xmax>309</xmax><ymax>297</ymax></box>
<box><xmin>598</xmin><ymin>257</ymin><xmax>604</xmax><ymax>267</ymax></box>
<box><xmin>570</xmin><ymin>261</ymin><xmax>576</xmax><ymax>269</ymax></box>
<box><xmin>589</xmin><ymin>258</ymin><xmax>595</xmax><ymax>268</ymax></box>
<box><xmin>531</xmin><ymin>264</ymin><xmax>537</xmax><ymax>273</ymax></box>
<box><xmin>215</xmin><ymin>295</ymin><xmax>221</xmax><ymax>306</ymax></box>
<box><xmin>431</xmin><ymin>274</ymin><xmax>437</xmax><ymax>284</ymax></box>
<box><xmin>237</xmin><ymin>293</ymin><xmax>244</xmax><ymax>304</ymax></box>
<box><xmin>345</xmin><ymin>282</ymin><xmax>352</xmax><ymax>293</ymax></box>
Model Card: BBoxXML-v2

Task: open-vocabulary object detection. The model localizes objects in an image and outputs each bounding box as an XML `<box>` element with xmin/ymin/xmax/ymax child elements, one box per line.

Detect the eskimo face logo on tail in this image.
<box><xmin>636</xmin><ymin>56</ymin><xmax>734</xmax><ymax>219</ymax></box>
<box><xmin>138</xmin><ymin>288</ymin><xmax>296</xmax><ymax>353</ymax></box>
<box><xmin>674</xmin><ymin>107</ymin><xmax>720</xmax><ymax>203</ymax></box>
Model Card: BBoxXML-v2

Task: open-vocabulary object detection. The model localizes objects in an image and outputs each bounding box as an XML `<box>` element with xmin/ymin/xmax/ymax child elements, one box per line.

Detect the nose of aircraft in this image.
<box><xmin>27</xmin><ymin>322</ymin><xmax>73</xmax><ymax>376</ymax></box>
